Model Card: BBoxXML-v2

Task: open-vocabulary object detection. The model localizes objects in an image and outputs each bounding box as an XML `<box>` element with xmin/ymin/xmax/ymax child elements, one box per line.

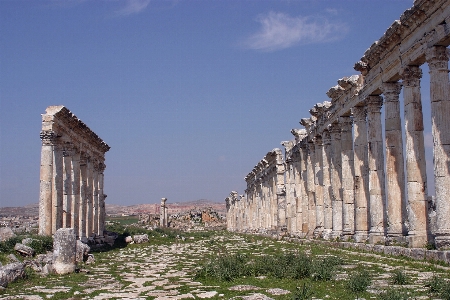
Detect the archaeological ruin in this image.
<box><xmin>39</xmin><ymin>106</ymin><xmax>110</xmax><ymax>240</ymax></box>
<box><xmin>226</xmin><ymin>0</ymin><xmax>450</xmax><ymax>249</ymax></box>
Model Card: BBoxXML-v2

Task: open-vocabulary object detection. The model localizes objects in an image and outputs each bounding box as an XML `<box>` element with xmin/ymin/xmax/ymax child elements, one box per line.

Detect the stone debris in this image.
<box><xmin>14</xmin><ymin>243</ymin><xmax>35</xmax><ymax>257</ymax></box>
<box><xmin>0</xmin><ymin>262</ymin><xmax>25</xmax><ymax>288</ymax></box>
<box><xmin>0</xmin><ymin>227</ymin><xmax>16</xmax><ymax>242</ymax></box>
<box><xmin>75</xmin><ymin>239</ymin><xmax>90</xmax><ymax>263</ymax></box>
<box><xmin>229</xmin><ymin>285</ymin><xmax>261</xmax><ymax>291</ymax></box>
<box><xmin>266</xmin><ymin>288</ymin><xmax>290</xmax><ymax>295</ymax></box>
<box><xmin>133</xmin><ymin>234</ymin><xmax>149</xmax><ymax>244</ymax></box>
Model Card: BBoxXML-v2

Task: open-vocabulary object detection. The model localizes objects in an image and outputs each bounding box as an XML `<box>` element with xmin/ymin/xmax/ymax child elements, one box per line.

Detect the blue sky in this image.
<box><xmin>1</xmin><ymin>0</ymin><xmax>435</xmax><ymax>207</ymax></box>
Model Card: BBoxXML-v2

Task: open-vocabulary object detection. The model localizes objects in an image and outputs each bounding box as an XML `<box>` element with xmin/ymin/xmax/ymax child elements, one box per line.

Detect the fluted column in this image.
<box><xmin>52</xmin><ymin>142</ymin><xmax>64</xmax><ymax>234</ymax></box>
<box><xmin>340</xmin><ymin>116</ymin><xmax>355</xmax><ymax>238</ymax></box>
<box><xmin>401</xmin><ymin>65</ymin><xmax>429</xmax><ymax>248</ymax></box>
<box><xmin>329</xmin><ymin>123</ymin><xmax>343</xmax><ymax>239</ymax></box>
<box><xmin>352</xmin><ymin>104</ymin><xmax>369</xmax><ymax>242</ymax></box>
<box><xmin>381</xmin><ymin>82</ymin><xmax>407</xmax><ymax>240</ymax></box>
<box><xmin>426</xmin><ymin>46</ymin><xmax>450</xmax><ymax>249</ymax></box>
<box><xmin>79</xmin><ymin>155</ymin><xmax>87</xmax><ymax>240</ymax></box>
<box><xmin>97</xmin><ymin>163</ymin><xmax>105</xmax><ymax>236</ymax></box>
<box><xmin>62</xmin><ymin>147</ymin><xmax>73</xmax><ymax>228</ymax></box>
<box><xmin>92</xmin><ymin>161</ymin><xmax>99</xmax><ymax>236</ymax></box>
<box><xmin>39</xmin><ymin>130</ymin><xmax>56</xmax><ymax>236</ymax></box>
<box><xmin>366</xmin><ymin>95</ymin><xmax>387</xmax><ymax>244</ymax></box>
<box><xmin>322</xmin><ymin>131</ymin><xmax>333</xmax><ymax>239</ymax></box>
<box><xmin>300</xmin><ymin>143</ymin><xmax>310</xmax><ymax>236</ymax></box>
<box><xmin>86</xmin><ymin>159</ymin><xmax>93</xmax><ymax>237</ymax></box>
<box><xmin>71</xmin><ymin>151</ymin><xmax>80</xmax><ymax>238</ymax></box>
<box><xmin>306</xmin><ymin>141</ymin><xmax>316</xmax><ymax>237</ymax></box>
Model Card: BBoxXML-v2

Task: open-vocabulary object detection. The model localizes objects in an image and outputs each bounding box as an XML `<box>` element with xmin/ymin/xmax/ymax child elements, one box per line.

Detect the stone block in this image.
<box><xmin>14</xmin><ymin>243</ymin><xmax>35</xmax><ymax>257</ymax></box>
<box><xmin>0</xmin><ymin>263</ymin><xmax>25</xmax><ymax>288</ymax></box>
<box><xmin>373</xmin><ymin>245</ymin><xmax>384</xmax><ymax>253</ymax></box>
<box><xmin>409</xmin><ymin>248</ymin><xmax>425</xmax><ymax>260</ymax></box>
<box><xmin>76</xmin><ymin>240</ymin><xmax>90</xmax><ymax>263</ymax></box>
<box><xmin>0</xmin><ymin>227</ymin><xmax>15</xmax><ymax>242</ymax></box>
<box><xmin>52</xmin><ymin>228</ymin><xmax>76</xmax><ymax>275</ymax></box>
<box><xmin>133</xmin><ymin>234</ymin><xmax>149</xmax><ymax>244</ymax></box>
<box><xmin>425</xmin><ymin>250</ymin><xmax>440</xmax><ymax>262</ymax></box>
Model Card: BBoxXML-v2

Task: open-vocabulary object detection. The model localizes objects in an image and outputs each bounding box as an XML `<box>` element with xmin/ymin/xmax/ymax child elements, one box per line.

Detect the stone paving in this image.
<box><xmin>0</xmin><ymin>232</ymin><xmax>449</xmax><ymax>299</ymax></box>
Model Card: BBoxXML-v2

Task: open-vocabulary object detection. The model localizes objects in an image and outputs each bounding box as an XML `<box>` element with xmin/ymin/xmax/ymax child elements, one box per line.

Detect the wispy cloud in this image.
<box><xmin>115</xmin><ymin>0</ymin><xmax>151</xmax><ymax>16</ymax></box>
<box><xmin>243</xmin><ymin>11</ymin><xmax>348</xmax><ymax>52</ymax></box>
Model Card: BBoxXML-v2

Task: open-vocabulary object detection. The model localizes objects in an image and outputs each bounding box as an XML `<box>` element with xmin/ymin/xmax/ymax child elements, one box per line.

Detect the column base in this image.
<box><xmin>330</xmin><ymin>231</ymin><xmax>343</xmax><ymax>240</ymax></box>
<box><xmin>385</xmin><ymin>235</ymin><xmax>408</xmax><ymax>246</ymax></box>
<box><xmin>322</xmin><ymin>229</ymin><xmax>333</xmax><ymax>240</ymax></box>
<box><xmin>369</xmin><ymin>233</ymin><xmax>385</xmax><ymax>245</ymax></box>
<box><xmin>313</xmin><ymin>226</ymin><xmax>324</xmax><ymax>238</ymax></box>
<box><xmin>407</xmin><ymin>232</ymin><xmax>429</xmax><ymax>248</ymax></box>
<box><xmin>434</xmin><ymin>233</ymin><xmax>450</xmax><ymax>250</ymax></box>
<box><xmin>353</xmin><ymin>231</ymin><xmax>368</xmax><ymax>243</ymax></box>
<box><xmin>341</xmin><ymin>232</ymin><xmax>354</xmax><ymax>241</ymax></box>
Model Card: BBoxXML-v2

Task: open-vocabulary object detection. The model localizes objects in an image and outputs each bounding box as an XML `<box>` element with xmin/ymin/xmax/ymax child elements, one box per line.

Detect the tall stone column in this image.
<box><xmin>62</xmin><ymin>146</ymin><xmax>73</xmax><ymax>229</ymax></box>
<box><xmin>381</xmin><ymin>82</ymin><xmax>407</xmax><ymax>241</ymax></box>
<box><xmin>92</xmin><ymin>162</ymin><xmax>99</xmax><ymax>236</ymax></box>
<box><xmin>306</xmin><ymin>141</ymin><xmax>316</xmax><ymax>237</ymax></box>
<box><xmin>426</xmin><ymin>46</ymin><xmax>450</xmax><ymax>249</ymax></box>
<box><xmin>39</xmin><ymin>130</ymin><xmax>56</xmax><ymax>236</ymax></box>
<box><xmin>86</xmin><ymin>159</ymin><xmax>93</xmax><ymax>237</ymax></box>
<box><xmin>276</xmin><ymin>150</ymin><xmax>286</xmax><ymax>232</ymax></box>
<box><xmin>79</xmin><ymin>155</ymin><xmax>87</xmax><ymax>240</ymax></box>
<box><xmin>340</xmin><ymin>116</ymin><xmax>355</xmax><ymax>239</ymax></box>
<box><xmin>97</xmin><ymin>163</ymin><xmax>105</xmax><ymax>236</ymax></box>
<box><xmin>299</xmin><ymin>143</ymin><xmax>309</xmax><ymax>236</ymax></box>
<box><xmin>71</xmin><ymin>151</ymin><xmax>80</xmax><ymax>238</ymax></box>
<box><xmin>401</xmin><ymin>65</ymin><xmax>429</xmax><ymax>248</ymax></box>
<box><xmin>294</xmin><ymin>159</ymin><xmax>303</xmax><ymax>235</ymax></box>
<box><xmin>322</xmin><ymin>131</ymin><xmax>333</xmax><ymax>239</ymax></box>
<box><xmin>352</xmin><ymin>104</ymin><xmax>369</xmax><ymax>242</ymax></box>
<box><xmin>285</xmin><ymin>159</ymin><xmax>293</xmax><ymax>232</ymax></box>
<box><xmin>366</xmin><ymin>95</ymin><xmax>387</xmax><ymax>244</ymax></box>
<box><xmin>52</xmin><ymin>142</ymin><xmax>64</xmax><ymax>234</ymax></box>
<box><xmin>329</xmin><ymin>123</ymin><xmax>343</xmax><ymax>239</ymax></box>
<box><xmin>160</xmin><ymin>198</ymin><xmax>167</xmax><ymax>227</ymax></box>
<box><xmin>313</xmin><ymin>136</ymin><xmax>324</xmax><ymax>237</ymax></box>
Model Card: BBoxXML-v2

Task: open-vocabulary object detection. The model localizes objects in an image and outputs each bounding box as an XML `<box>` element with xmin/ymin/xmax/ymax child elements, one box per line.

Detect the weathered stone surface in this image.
<box><xmin>0</xmin><ymin>227</ymin><xmax>16</xmax><ymax>242</ymax></box>
<box><xmin>7</xmin><ymin>254</ymin><xmax>20</xmax><ymax>263</ymax></box>
<box><xmin>125</xmin><ymin>236</ymin><xmax>133</xmax><ymax>243</ymax></box>
<box><xmin>0</xmin><ymin>262</ymin><xmax>25</xmax><ymax>288</ymax></box>
<box><xmin>14</xmin><ymin>243</ymin><xmax>35</xmax><ymax>257</ymax></box>
<box><xmin>52</xmin><ymin>228</ymin><xmax>76</xmax><ymax>274</ymax></box>
<box><xmin>76</xmin><ymin>240</ymin><xmax>90</xmax><ymax>263</ymax></box>
<box><xmin>133</xmin><ymin>234</ymin><xmax>149</xmax><ymax>244</ymax></box>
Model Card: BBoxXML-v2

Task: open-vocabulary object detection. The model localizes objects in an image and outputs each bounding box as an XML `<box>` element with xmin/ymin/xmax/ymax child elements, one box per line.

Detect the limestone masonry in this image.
<box><xmin>226</xmin><ymin>0</ymin><xmax>450</xmax><ymax>249</ymax></box>
<box><xmin>39</xmin><ymin>105</ymin><xmax>110</xmax><ymax>240</ymax></box>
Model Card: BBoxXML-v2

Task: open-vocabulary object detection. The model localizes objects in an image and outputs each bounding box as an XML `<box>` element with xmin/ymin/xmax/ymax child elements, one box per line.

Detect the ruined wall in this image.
<box><xmin>226</xmin><ymin>0</ymin><xmax>450</xmax><ymax>249</ymax></box>
<box><xmin>39</xmin><ymin>106</ymin><xmax>110</xmax><ymax>240</ymax></box>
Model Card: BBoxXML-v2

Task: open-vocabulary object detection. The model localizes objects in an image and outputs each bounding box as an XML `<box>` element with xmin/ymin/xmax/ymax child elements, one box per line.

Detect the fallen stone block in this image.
<box><xmin>0</xmin><ymin>262</ymin><xmax>25</xmax><ymax>288</ymax></box>
<box><xmin>133</xmin><ymin>234</ymin><xmax>149</xmax><ymax>244</ymax></box>
<box><xmin>0</xmin><ymin>227</ymin><xmax>16</xmax><ymax>242</ymax></box>
<box><xmin>14</xmin><ymin>243</ymin><xmax>35</xmax><ymax>257</ymax></box>
<box><xmin>76</xmin><ymin>240</ymin><xmax>90</xmax><ymax>263</ymax></box>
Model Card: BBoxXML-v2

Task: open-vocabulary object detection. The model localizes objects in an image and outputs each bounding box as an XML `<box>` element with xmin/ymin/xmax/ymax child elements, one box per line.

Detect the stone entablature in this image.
<box><xmin>226</xmin><ymin>0</ymin><xmax>450</xmax><ymax>249</ymax></box>
<box><xmin>39</xmin><ymin>106</ymin><xmax>110</xmax><ymax>240</ymax></box>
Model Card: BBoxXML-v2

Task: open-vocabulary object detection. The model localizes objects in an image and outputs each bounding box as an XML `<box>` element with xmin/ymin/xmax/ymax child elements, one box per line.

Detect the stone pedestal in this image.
<box><xmin>53</xmin><ymin>228</ymin><xmax>77</xmax><ymax>275</ymax></box>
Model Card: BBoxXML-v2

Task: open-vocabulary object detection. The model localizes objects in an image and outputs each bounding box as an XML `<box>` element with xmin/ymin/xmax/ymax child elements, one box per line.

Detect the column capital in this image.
<box><xmin>381</xmin><ymin>82</ymin><xmax>402</xmax><ymax>102</ymax></box>
<box><xmin>40</xmin><ymin>130</ymin><xmax>58</xmax><ymax>145</ymax></box>
<box><xmin>401</xmin><ymin>65</ymin><xmax>422</xmax><ymax>87</ymax></box>
<box><xmin>366</xmin><ymin>95</ymin><xmax>383</xmax><ymax>113</ymax></box>
<box><xmin>426</xmin><ymin>46</ymin><xmax>449</xmax><ymax>71</ymax></box>
<box><xmin>352</xmin><ymin>105</ymin><xmax>367</xmax><ymax>121</ymax></box>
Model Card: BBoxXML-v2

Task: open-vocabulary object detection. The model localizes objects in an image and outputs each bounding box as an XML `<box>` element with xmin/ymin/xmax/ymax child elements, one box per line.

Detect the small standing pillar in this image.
<box><xmin>352</xmin><ymin>104</ymin><xmax>370</xmax><ymax>242</ymax></box>
<box><xmin>381</xmin><ymin>82</ymin><xmax>407</xmax><ymax>241</ymax></box>
<box><xmin>160</xmin><ymin>198</ymin><xmax>167</xmax><ymax>227</ymax></box>
<box><xmin>366</xmin><ymin>95</ymin><xmax>387</xmax><ymax>244</ymax></box>
<box><xmin>401</xmin><ymin>65</ymin><xmax>429</xmax><ymax>248</ymax></box>
<box><xmin>426</xmin><ymin>46</ymin><xmax>450</xmax><ymax>249</ymax></box>
<box><xmin>340</xmin><ymin>116</ymin><xmax>355</xmax><ymax>238</ymax></box>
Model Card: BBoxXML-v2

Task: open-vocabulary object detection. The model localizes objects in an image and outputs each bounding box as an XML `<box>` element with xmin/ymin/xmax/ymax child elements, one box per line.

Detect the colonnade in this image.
<box><xmin>39</xmin><ymin>106</ymin><xmax>110</xmax><ymax>240</ymax></box>
<box><xmin>226</xmin><ymin>0</ymin><xmax>450</xmax><ymax>249</ymax></box>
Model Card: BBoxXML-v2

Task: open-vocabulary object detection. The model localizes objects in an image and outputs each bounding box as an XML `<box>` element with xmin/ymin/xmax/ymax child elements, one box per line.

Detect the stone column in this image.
<box><xmin>299</xmin><ymin>143</ymin><xmax>309</xmax><ymax>237</ymax></box>
<box><xmin>329</xmin><ymin>123</ymin><xmax>343</xmax><ymax>239</ymax></box>
<box><xmin>366</xmin><ymin>95</ymin><xmax>387</xmax><ymax>244</ymax></box>
<box><xmin>71</xmin><ymin>151</ymin><xmax>80</xmax><ymax>238</ymax></box>
<box><xmin>401</xmin><ymin>65</ymin><xmax>429</xmax><ymax>248</ymax></box>
<box><xmin>276</xmin><ymin>150</ymin><xmax>286</xmax><ymax>232</ymax></box>
<box><xmin>62</xmin><ymin>146</ymin><xmax>73</xmax><ymax>228</ymax></box>
<box><xmin>85</xmin><ymin>159</ymin><xmax>93</xmax><ymax>237</ymax></box>
<box><xmin>285</xmin><ymin>158</ymin><xmax>293</xmax><ymax>233</ymax></box>
<box><xmin>39</xmin><ymin>130</ymin><xmax>56</xmax><ymax>236</ymax></box>
<box><xmin>92</xmin><ymin>162</ymin><xmax>99</xmax><ymax>236</ymax></box>
<box><xmin>306</xmin><ymin>141</ymin><xmax>316</xmax><ymax>237</ymax></box>
<box><xmin>352</xmin><ymin>104</ymin><xmax>369</xmax><ymax>242</ymax></box>
<box><xmin>97</xmin><ymin>163</ymin><xmax>106</xmax><ymax>236</ymax></box>
<box><xmin>79</xmin><ymin>155</ymin><xmax>87</xmax><ymax>240</ymax></box>
<box><xmin>160</xmin><ymin>198</ymin><xmax>167</xmax><ymax>227</ymax></box>
<box><xmin>322</xmin><ymin>131</ymin><xmax>333</xmax><ymax>239</ymax></box>
<box><xmin>426</xmin><ymin>46</ymin><xmax>450</xmax><ymax>249</ymax></box>
<box><xmin>52</xmin><ymin>142</ymin><xmax>64</xmax><ymax>234</ymax></box>
<box><xmin>294</xmin><ymin>158</ymin><xmax>303</xmax><ymax>235</ymax></box>
<box><xmin>381</xmin><ymin>82</ymin><xmax>407</xmax><ymax>241</ymax></box>
<box><xmin>340</xmin><ymin>116</ymin><xmax>355</xmax><ymax>239</ymax></box>
<box><xmin>314</xmin><ymin>137</ymin><xmax>324</xmax><ymax>237</ymax></box>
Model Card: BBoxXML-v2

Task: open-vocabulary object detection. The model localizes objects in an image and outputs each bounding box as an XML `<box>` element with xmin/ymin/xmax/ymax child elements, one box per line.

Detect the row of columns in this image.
<box><xmin>225</xmin><ymin>45</ymin><xmax>450</xmax><ymax>249</ymax></box>
<box><xmin>39</xmin><ymin>130</ymin><xmax>107</xmax><ymax>239</ymax></box>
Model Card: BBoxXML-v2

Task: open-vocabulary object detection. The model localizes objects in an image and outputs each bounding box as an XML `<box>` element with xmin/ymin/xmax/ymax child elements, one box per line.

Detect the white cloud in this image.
<box><xmin>243</xmin><ymin>11</ymin><xmax>348</xmax><ymax>52</ymax></box>
<box><xmin>115</xmin><ymin>0</ymin><xmax>151</xmax><ymax>16</ymax></box>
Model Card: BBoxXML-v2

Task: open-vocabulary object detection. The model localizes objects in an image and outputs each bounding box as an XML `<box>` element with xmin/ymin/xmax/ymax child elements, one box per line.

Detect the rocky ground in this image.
<box><xmin>1</xmin><ymin>230</ymin><xmax>449</xmax><ymax>300</ymax></box>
